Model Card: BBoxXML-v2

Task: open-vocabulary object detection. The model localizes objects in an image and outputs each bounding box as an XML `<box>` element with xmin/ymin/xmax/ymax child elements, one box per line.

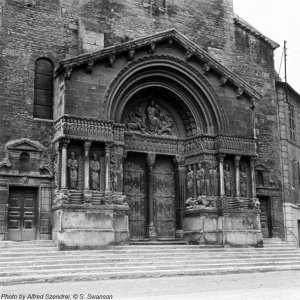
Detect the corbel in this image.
<box><xmin>108</xmin><ymin>52</ymin><xmax>116</xmax><ymax>67</ymax></box>
<box><xmin>236</xmin><ymin>86</ymin><xmax>244</xmax><ymax>99</ymax></box>
<box><xmin>220</xmin><ymin>75</ymin><xmax>228</xmax><ymax>86</ymax></box>
<box><xmin>85</xmin><ymin>59</ymin><xmax>94</xmax><ymax>74</ymax></box>
<box><xmin>64</xmin><ymin>66</ymin><xmax>73</xmax><ymax>80</ymax></box>
<box><xmin>185</xmin><ymin>48</ymin><xmax>194</xmax><ymax>61</ymax></box>
<box><xmin>128</xmin><ymin>48</ymin><xmax>135</xmax><ymax>61</ymax></box>
<box><xmin>203</xmin><ymin>61</ymin><xmax>211</xmax><ymax>75</ymax></box>
<box><xmin>167</xmin><ymin>37</ymin><xmax>173</xmax><ymax>48</ymax></box>
<box><xmin>148</xmin><ymin>41</ymin><xmax>156</xmax><ymax>54</ymax></box>
<box><xmin>250</xmin><ymin>97</ymin><xmax>256</xmax><ymax>110</ymax></box>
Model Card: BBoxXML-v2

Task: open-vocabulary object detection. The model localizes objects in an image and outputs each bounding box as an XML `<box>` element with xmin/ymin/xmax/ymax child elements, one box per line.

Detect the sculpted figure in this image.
<box><xmin>224</xmin><ymin>164</ymin><xmax>231</xmax><ymax>197</ymax></box>
<box><xmin>213</xmin><ymin>166</ymin><xmax>219</xmax><ymax>196</ymax></box>
<box><xmin>127</xmin><ymin>106</ymin><xmax>145</xmax><ymax>132</ymax></box>
<box><xmin>187</xmin><ymin>165</ymin><xmax>194</xmax><ymax>199</ymax></box>
<box><xmin>196</xmin><ymin>163</ymin><xmax>206</xmax><ymax>196</ymax></box>
<box><xmin>145</xmin><ymin>100</ymin><xmax>159</xmax><ymax>133</ymax></box>
<box><xmin>90</xmin><ymin>153</ymin><xmax>100</xmax><ymax>190</ymax></box>
<box><xmin>157</xmin><ymin>110</ymin><xmax>174</xmax><ymax>135</ymax></box>
<box><xmin>68</xmin><ymin>152</ymin><xmax>78</xmax><ymax>189</ymax></box>
<box><xmin>208</xmin><ymin>166</ymin><xmax>214</xmax><ymax>196</ymax></box>
<box><xmin>240</xmin><ymin>166</ymin><xmax>247</xmax><ymax>197</ymax></box>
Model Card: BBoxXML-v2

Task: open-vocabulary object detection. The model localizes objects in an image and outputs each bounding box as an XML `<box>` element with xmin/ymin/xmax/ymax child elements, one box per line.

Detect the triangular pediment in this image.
<box><xmin>6</xmin><ymin>138</ymin><xmax>44</xmax><ymax>152</ymax></box>
<box><xmin>56</xmin><ymin>29</ymin><xmax>261</xmax><ymax>101</ymax></box>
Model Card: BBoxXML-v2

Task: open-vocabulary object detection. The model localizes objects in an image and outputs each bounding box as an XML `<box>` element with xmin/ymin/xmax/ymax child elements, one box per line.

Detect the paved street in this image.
<box><xmin>1</xmin><ymin>271</ymin><xmax>300</xmax><ymax>300</ymax></box>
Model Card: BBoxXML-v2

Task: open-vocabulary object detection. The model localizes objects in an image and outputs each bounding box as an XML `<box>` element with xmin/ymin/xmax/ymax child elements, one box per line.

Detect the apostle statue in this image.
<box><xmin>240</xmin><ymin>166</ymin><xmax>247</xmax><ymax>197</ymax></box>
<box><xmin>224</xmin><ymin>164</ymin><xmax>231</xmax><ymax>197</ymax></box>
<box><xmin>68</xmin><ymin>152</ymin><xmax>78</xmax><ymax>189</ymax></box>
<box><xmin>90</xmin><ymin>153</ymin><xmax>100</xmax><ymax>190</ymax></box>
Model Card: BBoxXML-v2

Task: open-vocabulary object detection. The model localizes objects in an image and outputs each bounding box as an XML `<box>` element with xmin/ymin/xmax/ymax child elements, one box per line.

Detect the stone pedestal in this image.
<box><xmin>52</xmin><ymin>204</ymin><xmax>129</xmax><ymax>249</ymax></box>
<box><xmin>183</xmin><ymin>208</ymin><xmax>262</xmax><ymax>247</ymax></box>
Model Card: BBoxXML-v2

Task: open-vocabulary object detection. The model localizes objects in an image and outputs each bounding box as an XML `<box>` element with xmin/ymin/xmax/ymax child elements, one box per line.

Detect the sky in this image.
<box><xmin>233</xmin><ymin>0</ymin><xmax>300</xmax><ymax>94</ymax></box>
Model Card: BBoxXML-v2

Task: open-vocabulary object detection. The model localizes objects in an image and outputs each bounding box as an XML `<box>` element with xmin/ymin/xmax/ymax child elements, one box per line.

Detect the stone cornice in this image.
<box><xmin>55</xmin><ymin>29</ymin><xmax>261</xmax><ymax>100</ymax></box>
<box><xmin>234</xmin><ymin>15</ymin><xmax>279</xmax><ymax>50</ymax></box>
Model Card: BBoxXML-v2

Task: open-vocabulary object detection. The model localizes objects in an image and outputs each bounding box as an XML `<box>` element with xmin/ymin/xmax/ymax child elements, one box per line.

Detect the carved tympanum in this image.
<box><xmin>126</xmin><ymin>101</ymin><xmax>175</xmax><ymax>136</ymax></box>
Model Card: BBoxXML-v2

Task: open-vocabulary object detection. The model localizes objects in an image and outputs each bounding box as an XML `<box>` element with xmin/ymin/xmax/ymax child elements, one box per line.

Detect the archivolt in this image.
<box><xmin>105</xmin><ymin>55</ymin><xmax>228</xmax><ymax>135</ymax></box>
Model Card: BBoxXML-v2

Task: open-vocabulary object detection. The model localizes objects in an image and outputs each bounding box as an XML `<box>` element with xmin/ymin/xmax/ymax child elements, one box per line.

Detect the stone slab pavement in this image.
<box><xmin>1</xmin><ymin>271</ymin><xmax>300</xmax><ymax>300</ymax></box>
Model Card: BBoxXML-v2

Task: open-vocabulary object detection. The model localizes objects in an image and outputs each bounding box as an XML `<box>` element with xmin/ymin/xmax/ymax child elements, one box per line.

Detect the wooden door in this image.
<box><xmin>8</xmin><ymin>187</ymin><xmax>37</xmax><ymax>241</ymax></box>
<box><xmin>259</xmin><ymin>196</ymin><xmax>272</xmax><ymax>238</ymax></box>
<box><xmin>123</xmin><ymin>154</ymin><xmax>147</xmax><ymax>239</ymax></box>
<box><xmin>153</xmin><ymin>156</ymin><xmax>176</xmax><ymax>239</ymax></box>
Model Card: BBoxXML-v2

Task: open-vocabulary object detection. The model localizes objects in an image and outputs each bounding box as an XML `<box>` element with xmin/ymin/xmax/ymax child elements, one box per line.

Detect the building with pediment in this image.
<box><xmin>0</xmin><ymin>0</ymin><xmax>293</xmax><ymax>248</ymax></box>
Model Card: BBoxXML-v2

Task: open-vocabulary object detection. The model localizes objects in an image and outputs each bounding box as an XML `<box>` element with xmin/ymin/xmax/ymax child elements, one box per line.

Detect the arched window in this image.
<box><xmin>19</xmin><ymin>152</ymin><xmax>31</xmax><ymax>173</ymax></box>
<box><xmin>256</xmin><ymin>171</ymin><xmax>264</xmax><ymax>186</ymax></box>
<box><xmin>34</xmin><ymin>58</ymin><xmax>53</xmax><ymax>119</ymax></box>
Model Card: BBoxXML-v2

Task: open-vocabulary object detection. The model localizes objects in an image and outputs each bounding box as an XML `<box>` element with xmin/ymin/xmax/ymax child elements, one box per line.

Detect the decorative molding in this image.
<box><xmin>55</xmin><ymin>28</ymin><xmax>261</xmax><ymax>100</ymax></box>
<box><xmin>53</xmin><ymin>115</ymin><xmax>125</xmax><ymax>143</ymax></box>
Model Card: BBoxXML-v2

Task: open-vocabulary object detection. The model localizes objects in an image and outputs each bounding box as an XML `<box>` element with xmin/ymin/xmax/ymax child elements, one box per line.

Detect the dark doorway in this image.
<box><xmin>123</xmin><ymin>153</ymin><xmax>176</xmax><ymax>240</ymax></box>
<box><xmin>259</xmin><ymin>196</ymin><xmax>273</xmax><ymax>238</ymax></box>
<box><xmin>8</xmin><ymin>187</ymin><xmax>38</xmax><ymax>241</ymax></box>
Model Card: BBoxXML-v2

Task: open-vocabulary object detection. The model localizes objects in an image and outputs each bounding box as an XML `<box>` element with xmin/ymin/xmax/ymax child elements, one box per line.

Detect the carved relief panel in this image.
<box><xmin>124</xmin><ymin>100</ymin><xmax>178</xmax><ymax>137</ymax></box>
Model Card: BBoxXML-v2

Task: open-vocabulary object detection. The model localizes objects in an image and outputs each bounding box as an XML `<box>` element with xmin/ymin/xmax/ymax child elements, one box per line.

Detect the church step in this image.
<box><xmin>2</xmin><ymin>256</ymin><xmax>300</xmax><ymax>270</ymax></box>
<box><xmin>1</xmin><ymin>264</ymin><xmax>300</xmax><ymax>286</ymax></box>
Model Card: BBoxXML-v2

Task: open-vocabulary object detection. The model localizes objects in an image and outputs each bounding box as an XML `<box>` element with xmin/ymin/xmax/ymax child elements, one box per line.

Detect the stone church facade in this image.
<box><xmin>0</xmin><ymin>0</ymin><xmax>287</xmax><ymax>248</ymax></box>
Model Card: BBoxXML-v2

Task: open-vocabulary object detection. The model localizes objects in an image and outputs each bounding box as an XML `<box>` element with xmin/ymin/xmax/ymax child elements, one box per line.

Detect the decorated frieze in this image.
<box><xmin>53</xmin><ymin>116</ymin><xmax>125</xmax><ymax>143</ymax></box>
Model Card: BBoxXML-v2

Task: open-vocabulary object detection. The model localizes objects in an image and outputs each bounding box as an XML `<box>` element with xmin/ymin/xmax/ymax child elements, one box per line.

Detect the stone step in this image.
<box><xmin>2</xmin><ymin>257</ymin><xmax>300</xmax><ymax>270</ymax></box>
<box><xmin>3</xmin><ymin>259</ymin><xmax>300</xmax><ymax>277</ymax></box>
<box><xmin>1</xmin><ymin>264</ymin><xmax>300</xmax><ymax>286</ymax></box>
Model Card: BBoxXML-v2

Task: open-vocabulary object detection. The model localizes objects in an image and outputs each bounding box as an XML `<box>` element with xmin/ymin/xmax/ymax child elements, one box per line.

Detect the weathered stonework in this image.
<box><xmin>0</xmin><ymin>0</ymin><xmax>286</xmax><ymax>247</ymax></box>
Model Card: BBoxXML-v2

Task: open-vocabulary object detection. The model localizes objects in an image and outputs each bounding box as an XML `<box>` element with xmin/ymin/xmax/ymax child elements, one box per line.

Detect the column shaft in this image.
<box><xmin>61</xmin><ymin>140</ymin><xmax>69</xmax><ymax>190</ymax></box>
<box><xmin>235</xmin><ymin>156</ymin><xmax>241</xmax><ymax>197</ymax></box>
<box><xmin>84</xmin><ymin>142</ymin><xmax>92</xmax><ymax>191</ymax></box>
<box><xmin>219</xmin><ymin>155</ymin><xmax>225</xmax><ymax>197</ymax></box>
<box><xmin>105</xmin><ymin>143</ymin><xmax>111</xmax><ymax>193</ymax></box>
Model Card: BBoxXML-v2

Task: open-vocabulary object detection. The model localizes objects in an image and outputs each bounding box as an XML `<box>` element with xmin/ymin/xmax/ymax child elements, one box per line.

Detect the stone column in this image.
<box><xmin>83</xmin><ymin>141</ymin><xmax>92</xmax><ymax>203</ymax></box>
<box><xmin>60</xmin><ymin>139</ymin><xmax>70</xmax><ymax>191</ymax></box>
<box><xmin>104</xmin><ymin>143</ymin><xmax>112</xmax><ymax>203</ymax></box>
<box><xmin>174</xmin><ymin>155</ymin><xmax>186</xmax><ymax>236</ymax></box>
<box><xmin>250</xmin><ymin>157</ymin><xmax>257</xmax><ymax>199</ymax></box>
<box><xmin>218</xmin><ymin>154</ymin><xmax>225</xmax><ymax>197</ymax></box>
<box><xmin>146</xmin><ymin>153</ymin><xmax>156</xmax><ymax>240</ymax></box>
<box><xmin>235</xmin><ymin>156</ymin><xmax>241</xmax><ymax>197</ymax></box>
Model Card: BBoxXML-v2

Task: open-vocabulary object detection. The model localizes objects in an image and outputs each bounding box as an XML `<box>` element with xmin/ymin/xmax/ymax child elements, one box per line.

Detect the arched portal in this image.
<box><xmin>105</xmin><ymin>56</ymin><xmax>228</xmax><ymax>240</ymax></box>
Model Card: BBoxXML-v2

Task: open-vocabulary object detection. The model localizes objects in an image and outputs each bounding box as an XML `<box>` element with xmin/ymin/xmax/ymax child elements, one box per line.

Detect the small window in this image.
<box><xmin>34</xmin><ymin>58</ymin><xmax>53</xmax><ymax>119</ymax></box>
<box><xmin>288</xmin><ymin>104</ymin><xmax>296</xmax><ymax>142</ymax></box>
<box><xmin>19</xmin><ymin>152</ymin><xmax>31</xmax><ymax>173</ymax></box>
<box><xmin>256</xmin><ymin>171</ymin><xmax>264</xmax><ymax>186</ymax></box>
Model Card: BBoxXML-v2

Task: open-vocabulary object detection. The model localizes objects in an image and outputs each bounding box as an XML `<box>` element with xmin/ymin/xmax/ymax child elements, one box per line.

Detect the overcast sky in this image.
<box><xmin>233</xmin><ymin>0</ymin><xmax>300</xmax><ymax>94</ymax></box>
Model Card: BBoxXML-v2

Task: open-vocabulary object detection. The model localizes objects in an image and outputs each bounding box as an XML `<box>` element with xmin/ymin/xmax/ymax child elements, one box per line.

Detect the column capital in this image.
<box><xmin>250</xmin><ymin>156</ymin><xmax>257</xmax><ymax>166</ymax></box>
<box><xmin>218</xmin><ymin>154</ymin><xmax>226</xmax><ymax>163</ymax></box>
<box><xmin>61</xmin><ymin>139</ymin><xmax>70</xmax><ymax>148</ymax></box>
<box><xmin>105</xmin><ymin>142</ymin><xmax>112</xmax><ymax>153</ymax></box>
<box><xmin>173</xmin><ymin>155</ymin><xmax>185</xmax><ymax>167</ymax></box>
<box><xmin>234</xmin><ymin>155</ymin><xmax>241</xmax><ymax>165</ymax></box>
<box><xmin>83</xmin><ymin>141</ymin><xmax>92</xmax><ymax>151</ymax></box>
<box><xmin>146</xmin><ymin>153</ymin><xmax>156</xmax><ymax>167</ymax></box>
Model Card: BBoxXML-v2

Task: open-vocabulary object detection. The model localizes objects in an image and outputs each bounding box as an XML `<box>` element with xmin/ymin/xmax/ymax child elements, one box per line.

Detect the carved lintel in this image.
<box><xmin>236</xmin><ymin>86</ymin><xmax>244</xmax><ymax>99</ymax></box>
<box><xmin>86</xmin><ymin>60</ymin><xmax>94</xmax><ymax>74</ymax></box>
<box><xmin>146</xmin><ymin>153</ymin><xmax>156</xmax><ymax>167</ymax></box>
<box><xmin>185</xmin><ymin>49</ymin><xmax>194</xmax><ymax>61</ymax></box>
<box><xmin>64</xmin><ymin>67</ymin><xmax>73</xmax><ymax>80</ymax></box>
<box><xmin>128</xmin><ymin>48</ymin><xmax>135</xmax><ymax>61</ymax></box>
<box><xmin>203</xmin><ymin>62</ymin><xmax>211</xmax><ymax>75</ymax></box>
<box><xmin>167</xmin><ymin>37</ymin><xmax>173</xmax><ymax>48</ymax></box>
<box><xmin>108</xmin><ymin>53</ymin><xmax>115</xmax><ymax>67</ymax></box>
<box><xmin>220</xmin><ymin>75</ymin><xmax>228</xmax><ymax>86</ymax></box>
<box><xmin>148</xmin><ymin>41</ymin><xmax>156</xmax><ymax>54</ymax></box>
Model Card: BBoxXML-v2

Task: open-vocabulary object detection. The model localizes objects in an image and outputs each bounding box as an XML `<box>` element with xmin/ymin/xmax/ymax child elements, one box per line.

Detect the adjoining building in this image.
<box><xmin>0</xmin><ymin>0</ymin><xmax>292</xmax><ymax>248</ymax></box>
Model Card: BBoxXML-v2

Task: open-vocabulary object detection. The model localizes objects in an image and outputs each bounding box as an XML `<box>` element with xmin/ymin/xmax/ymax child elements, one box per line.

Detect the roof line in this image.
<box><xmin>234</xmin><ymin>14</ymin><xmax>280</xmax><ymax>50</ymax></box>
